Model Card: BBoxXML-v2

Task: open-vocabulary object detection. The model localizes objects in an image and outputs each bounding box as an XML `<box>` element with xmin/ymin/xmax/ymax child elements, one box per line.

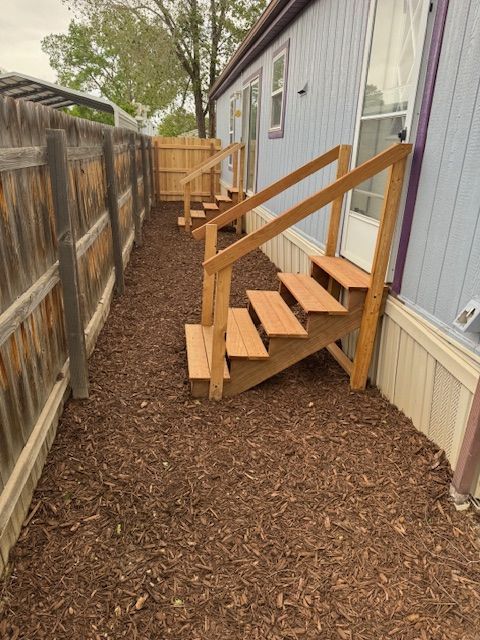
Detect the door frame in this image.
<box><xmin>340</xmin><ymin>0</ymin><xmax>432</xmax><ymax>274</ymax></box>
<box><xmin>242</xmin><ymin>68</ymin><xmax>262</xmax><ymax>194</ymax></box>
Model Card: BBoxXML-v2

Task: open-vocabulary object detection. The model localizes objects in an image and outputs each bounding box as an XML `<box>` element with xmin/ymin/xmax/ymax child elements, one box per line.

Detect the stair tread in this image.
<box><xmin>278</xmin><ymin>273</ymin><xmax>348</xmax><ymax>314</ymax></box>
<box><xmin>177</xmin><ymin>211</ymin><xmax>206</xmax><ymax>226</ymax></box>
<box><xmin>227</xmin><ymin>308</ymin><xmax>269</xmax><ymax>360</ymax></box>
<box><xmin>215</xmin><ymin>194</ymin><xmax>232</xmax><ymax>203</ymax></box>
<box><xmin>185</xmin><ymin>324</ymin><xmax>230</xmax><ymax>381</ymax></box>
<box><xmin>228</xmin><ymin>187</ymin><xmax>239</xmax><ymax>193</ymax></box>
<box><xmin>247</xmin><ymin>290</ymin><xmax>308</xmax><ymax>338</ymax></box>
<box><xmin>203</xmin><ymin>202</ymin><xmax>219</xmax><ymax>211</ymax></box>
<box><xmin>310</xmin><ymin>256</ymin><xmax>371</xmax><ymax>289</ymax></box>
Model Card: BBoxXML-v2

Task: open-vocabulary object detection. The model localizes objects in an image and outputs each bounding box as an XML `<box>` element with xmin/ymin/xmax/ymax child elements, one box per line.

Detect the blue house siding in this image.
<box><xmin>400</xmin><ymin>0</ymin><xmax>480</xmax><ymax>354</ymax></box>
<box><xmin>216</xmin><ymin>0</ymin><xmax>369</xmax><ymax>248</ymax></box>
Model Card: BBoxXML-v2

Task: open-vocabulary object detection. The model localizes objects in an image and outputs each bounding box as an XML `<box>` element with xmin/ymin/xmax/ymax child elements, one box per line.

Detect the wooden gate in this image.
<box><xmin>152</xmin><ymin>136</ymin><xmax>221</xmax><ymax>201</ymax></box>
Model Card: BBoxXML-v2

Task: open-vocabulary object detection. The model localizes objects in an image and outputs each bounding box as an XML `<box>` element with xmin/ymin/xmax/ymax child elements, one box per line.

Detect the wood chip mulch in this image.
<box><xmin>1</xmin><ymin>203</ymin><xmax>479</xmax><ymax>640</ymax></box>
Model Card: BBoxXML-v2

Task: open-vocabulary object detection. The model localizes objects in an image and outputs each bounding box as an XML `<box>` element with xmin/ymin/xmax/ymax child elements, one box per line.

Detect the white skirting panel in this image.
<box><xmin>244</xmin><ymin>202</ymin><xmax>480</xmax><ymax>497</ymax></box>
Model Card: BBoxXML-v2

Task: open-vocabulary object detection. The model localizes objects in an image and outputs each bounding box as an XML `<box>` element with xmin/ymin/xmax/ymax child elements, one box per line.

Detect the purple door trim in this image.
<box><xmin>392</xmin><ymin>0</ymin><xmax>450</xmax><ymax>294</ymax></box>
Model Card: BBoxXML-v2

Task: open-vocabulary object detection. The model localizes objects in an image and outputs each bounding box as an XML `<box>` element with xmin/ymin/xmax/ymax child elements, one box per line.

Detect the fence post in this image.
<box><xmin>47</xmin><ymin>128</ymin><xmax>89</xmax><ymax>399</ymax></box>
<box><xmin>129</xmin><ymin>132</ymin><xmax>142</xmax><ymax>246</ymax></box>
<box><xmin>103</xmin><ymin>128</ymin><xmax>125</xmax><ymax>295</ymax></box>
<box><xmin>148</xmin><ymin>138</ymin><xmax>155</xmax><ymax>208</ymax></box>
<box><xmin>141</xmin><ymin>136</ymin><xmax>150</xmax><ymax>219</ymax></box>
<box><xmin>149</xmin><ymin>138</ymin><xmax>156</xmax><ymax>206</ymax></box>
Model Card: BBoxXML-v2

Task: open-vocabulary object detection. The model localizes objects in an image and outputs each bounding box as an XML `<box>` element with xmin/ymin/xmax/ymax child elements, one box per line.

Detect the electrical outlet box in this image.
<box><xmin>453</xmin><ymin>297</ymin><xmax>480</xmax><ymax>333</ymax></box>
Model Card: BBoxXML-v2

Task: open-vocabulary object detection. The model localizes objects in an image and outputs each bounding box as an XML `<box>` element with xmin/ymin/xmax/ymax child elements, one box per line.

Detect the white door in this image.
<box><xmin>242</xmin><ymin>74</ymin><xmax>261</xmax><ymax>193</ymax></box>
<box><xmin>340</xmin><ymin>0</ymin><xmax>431</xmax><ymax>273</ymax></box>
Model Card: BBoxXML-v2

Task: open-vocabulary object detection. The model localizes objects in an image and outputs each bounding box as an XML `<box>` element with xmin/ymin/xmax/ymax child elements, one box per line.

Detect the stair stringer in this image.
<box><xmin>224</xmin><ymin>307</ymin><xmax>363</xmax><ymax>397</ymax></box>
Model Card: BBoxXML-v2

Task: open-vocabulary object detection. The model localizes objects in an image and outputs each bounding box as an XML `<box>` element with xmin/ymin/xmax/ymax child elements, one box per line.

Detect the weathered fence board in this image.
<box><xmin>152</xmin><ymin>136</ymin><xmax>221</xmax><ymax>201</ymax></box>
<box><xmin>0</xmin><ymin>94</ymin><xmax>152</xmax><ymax>573</ymax></box>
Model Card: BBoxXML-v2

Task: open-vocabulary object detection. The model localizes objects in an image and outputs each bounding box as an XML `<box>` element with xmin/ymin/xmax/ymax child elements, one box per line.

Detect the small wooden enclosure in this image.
<box><xmin>0</xmin><ymin>95</ymin><xmax>153</xmax><ymax>572</ymax></box>
<box><xmin>152</xmin><ymin>136</ymin><xmax>221</xmax><ymax>201</ymax></box>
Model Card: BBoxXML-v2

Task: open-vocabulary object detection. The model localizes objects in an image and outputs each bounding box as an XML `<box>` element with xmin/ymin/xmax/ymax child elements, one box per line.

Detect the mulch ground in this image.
<box><xmin>1</xmin><ymin>203</ymin><xmax>480</xmax><ymax>640</ymax></box>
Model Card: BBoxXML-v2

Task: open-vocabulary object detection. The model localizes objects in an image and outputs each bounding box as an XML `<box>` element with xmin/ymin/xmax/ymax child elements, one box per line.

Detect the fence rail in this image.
<box><xmin>152</xmin><ymin>136</ymin><xmax>221</xmax><ymax>201</ymax></box>
<box><xmin>0</xmin><ymin>95</ymin><xmax>154</xmax><ymax>573</ymax></box>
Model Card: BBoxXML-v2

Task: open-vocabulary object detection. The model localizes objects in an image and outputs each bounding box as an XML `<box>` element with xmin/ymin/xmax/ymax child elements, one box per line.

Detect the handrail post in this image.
<box><xmin>210</xmin><ymin>141</ymin><xmax>216</xmax><ymax>202</ymax></box>
<box><xmin>209</xmin><ymin>265</ymin><xmax>232</xmax><ymax>400</ymax></box>
<box><xmin>350</xmin><ymin>156</ymin><xmax>408</xmax><ymax>390</ymax></box>
<box><xmin>201</xmin><ymin>224</ymin><xmax>217</xmax><ymax>326</ymax></box>
<box><xmin>235</xmin><ymin>144</ymin><xmax>245</xmax><ymax>234</ymax></box>
<box><xmin>325</xmin><ymin>144</ymin><xmax>351</xmax><ymax>256</ymax></box>
<box><xmin>232</xmin><ymin>146</ymin><xmax>239</xmax><ymax>192</ymax></box>
<box><xmin>184</xmin><ymin>182</ymin><xmax>191</xmax><ymax>233</ymax></box>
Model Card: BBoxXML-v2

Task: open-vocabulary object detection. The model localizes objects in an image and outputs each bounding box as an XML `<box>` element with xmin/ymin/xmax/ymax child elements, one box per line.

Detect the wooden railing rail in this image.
<box><xmin>180</xmin><ymin>141</ymin><xmax>244</xmax><ymax>233</ymax></box>
<box><xmin>179</xmin><ymin>142</ymin><xmax>240</xmax><ymax>186</ymax></box>
<box><xmin>204</xmin><ymin>144</ymin><xmax>412</xmax><ymax>276</ymax></box>
<box><xmin>192</xmin><ymin>144</ymin><xmax>347</xmax><ymax>241</ymax></box>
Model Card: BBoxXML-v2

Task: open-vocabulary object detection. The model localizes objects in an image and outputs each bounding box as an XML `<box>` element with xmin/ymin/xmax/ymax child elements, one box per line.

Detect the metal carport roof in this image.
<box><xmin>0</xmin><ymin>72</ymin><xmax>138</xmax><ymax>130</ymax></box>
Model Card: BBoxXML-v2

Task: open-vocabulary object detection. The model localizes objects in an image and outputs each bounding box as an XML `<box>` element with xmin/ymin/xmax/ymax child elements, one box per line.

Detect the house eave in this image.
<box><xmin>210</xmin><ymin>0</ymin><xmax>312</xmax><ymax>101</ymax></box>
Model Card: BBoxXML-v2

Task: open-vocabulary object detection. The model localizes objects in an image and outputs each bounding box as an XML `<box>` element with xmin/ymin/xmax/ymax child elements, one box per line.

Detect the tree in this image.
<box><xmin>158</xmin><ymin>108</ymin><xmax>197</xmax><ymax>136</ymax></box>
<box><xmin>42</xmin><ymin>8</ymin><xmax>187</xmax><ymax>121</ymax></box>
<box><xmin>70</xmin><ymin>0</ymin><xmax>268</xmax><ymax>137</ymax></box>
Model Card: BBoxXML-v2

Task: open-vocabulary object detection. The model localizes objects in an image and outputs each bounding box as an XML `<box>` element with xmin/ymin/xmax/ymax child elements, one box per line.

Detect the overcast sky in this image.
<box><xmin>0</xmin><ymin>0</ymin><xmax>72</xmax><ymax>81</ymax></box>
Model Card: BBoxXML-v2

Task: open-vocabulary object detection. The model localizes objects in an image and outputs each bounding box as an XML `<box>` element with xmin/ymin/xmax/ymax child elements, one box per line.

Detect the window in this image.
<box><xmin>228</xmin><ymin>95</ymin><xmax>235</xmax><ymax>168</ymax></box>
<box><xmin>269</xmin><ymin>41</ymin><xmax>289</xmax><ymax>138</ymax></box>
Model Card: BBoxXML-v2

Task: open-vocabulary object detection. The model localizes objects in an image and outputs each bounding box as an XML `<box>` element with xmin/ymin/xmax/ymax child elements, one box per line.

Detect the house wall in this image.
<box><xmin>215</xmin><ymin>0</ymin><xmax>480</xmax><ymax>495</ymax></box>
<box><xmin>218</xmin><ymin>0</ymin><xmax>370</xmax><ymax>248</ymax></box>
<box><xmin>399</xmin><ymin>0</ymin><xmax>480</xmax><ymax>358</ymax></box>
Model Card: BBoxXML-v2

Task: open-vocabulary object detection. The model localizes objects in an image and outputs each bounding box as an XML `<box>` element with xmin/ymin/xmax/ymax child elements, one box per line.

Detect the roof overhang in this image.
<box><xmin>0</xmin><ymin>72</ymin><xmax>138</xmax><ymax>130</ymax></box>
<box><xmin>210</xmin><ymin>0</ymin><xmax>312</xmax><ymax>100</ymax></box>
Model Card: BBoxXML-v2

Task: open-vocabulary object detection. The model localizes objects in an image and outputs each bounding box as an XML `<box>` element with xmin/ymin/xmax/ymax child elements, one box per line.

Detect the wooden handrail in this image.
<box><xmin>204</xmin><ymin>143</ymin><xmax>412</xmax><ymax>275</ymax></box>
<box><xmin>179</xmin><ymin>142</ymin><xmax>241</xmax><ymax>186</ymax></box>
<box><xmin>192</xmin><ymin>144</ymin><xmax>343</xmax><ymax>240</ymax></box>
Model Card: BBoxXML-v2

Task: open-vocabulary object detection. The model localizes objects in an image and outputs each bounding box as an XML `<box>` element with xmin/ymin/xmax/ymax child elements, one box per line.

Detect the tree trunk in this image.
<box><xmin>208</xmin><ymin>98</ymin><xmax>216</xmax><ymax>138</ymax></box>
<box><xmin>193</xmin><ymin>85</ymin><xmax>206</xmax><ymax>138</ymax></box>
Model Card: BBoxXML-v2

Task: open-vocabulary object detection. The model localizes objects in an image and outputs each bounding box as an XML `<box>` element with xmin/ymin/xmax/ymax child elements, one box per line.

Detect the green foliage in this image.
<box><xmin>158</xmin><ymin>108</ymin><xmax>197</xmax><ymax>137</ymax></box>
<box><xmin>42</xmin><ymin>8</ymin><xmax>187</xmax><ymax>119</ymax></box>
<box><xmin>64</xmin><ymin>0</ymin><xmax>268</xmax><ymax>136</ymax></box>
<box><xmin>62</xmin><ymin>105</ymin><xmax>114</xmax><ymax>125</ymax></box>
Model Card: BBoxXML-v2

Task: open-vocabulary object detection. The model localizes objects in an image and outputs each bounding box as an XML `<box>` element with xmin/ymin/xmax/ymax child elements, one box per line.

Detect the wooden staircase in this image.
<box><xmin>187</xmin><ymin>256</ymin><xmax>372</xmax><ymax>397</ymax></box>
<box><xmin>177</xmin><ymin>143</ymin><xmax>244</xmax><ymax>232</ymax></box>
<box><xmin>184</xmin><ymin>142</ymin><xmax>413</xmax><ymax>400</ymax></box>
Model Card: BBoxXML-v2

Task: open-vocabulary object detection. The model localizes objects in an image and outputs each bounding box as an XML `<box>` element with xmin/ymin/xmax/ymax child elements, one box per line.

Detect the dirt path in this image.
<box><xmin>1</xmin><ymin>205</ymin><xmax>479</xmax><ymax>640</ymax></box>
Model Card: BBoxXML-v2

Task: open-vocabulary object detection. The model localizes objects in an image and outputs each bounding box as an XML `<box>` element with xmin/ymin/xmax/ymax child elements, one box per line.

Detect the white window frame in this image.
<box><xmin>228</xmin><ymin>94</ymin><xmax>235</xmax><ymax>169</ymax></box>
<box><xmin>269</xmin><ymin>41</ymin><xmax>289</xmax><ymax>136</ymax></box>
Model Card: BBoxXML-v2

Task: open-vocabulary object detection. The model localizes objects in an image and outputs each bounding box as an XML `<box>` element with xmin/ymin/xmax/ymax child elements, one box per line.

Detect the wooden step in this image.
<box><xmin>310</xmin><ymin>256</ymin><xmax>371</xmax><ymax>289</ymax></box>
<box><xmin>227</xmin><ymin>308</ymin><xmax>269</xmax><ymax>360</ymax></box>
<box><xmin>177</xmin><ymin>210</ymin><xmax>206</xmax><ymax>229</ymax></box>
<box><xmin>278</xmin><ymin>273</ymin><xmax>348</xmax><ymax>314</ymax></box>
<box><xmin>246</xmin><ymin>290</ymin><xmax>308</xmax><ymax>338</ymax></box>
<box><xmin>215</xmin><ymin>194</ymin><xmax>232</xmax><ymax>204</ymax></box>
<box><xmin>228</xmin><ymin>187</ymin><xmax>239</xmax><ymax>194</ymax></box>
<box><xmin>203</xmin><ymin>202</ymin><xmax>219</xmax><ymax>212</ymax></box>
<box><xmin>185</xmin><ymin>324</ymin><xmax>230</xmax><ymax>381</ymax></box>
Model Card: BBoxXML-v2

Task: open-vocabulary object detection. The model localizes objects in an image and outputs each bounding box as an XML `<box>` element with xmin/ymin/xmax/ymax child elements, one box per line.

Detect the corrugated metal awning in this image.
<box><xmin>0</xmin><ymin>72</ymin><xmax>138</xmax><ymax>131</ymax></box>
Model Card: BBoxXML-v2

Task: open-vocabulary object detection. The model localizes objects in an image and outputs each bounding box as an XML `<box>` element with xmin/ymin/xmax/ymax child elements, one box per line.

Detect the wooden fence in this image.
<box><xmin>0</xmin><ymin>95</ymin><xmax>153</xmax><ymax>574</ymax></box>
<box><xmin>152</xmin><ymin>136</ymin><xmax>221</xmax><ymax>201</ymax></box>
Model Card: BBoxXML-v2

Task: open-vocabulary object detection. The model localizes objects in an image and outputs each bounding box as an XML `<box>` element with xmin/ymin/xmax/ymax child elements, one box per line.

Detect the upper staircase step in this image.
<box><xmin>310</xmin><ymin>256</ymin><xmax>371</xmax><ymax>289</ymax></box>
<box><xmin>203</xmin><ymin>202</ymin><xmax>219</xmax><ymax>211</ymax></box>
<box><xmin>227</xmin><ymin>308</ymin><xmax>269</xmax><ymax>360</ymax></box>
<box><xmin>185</xmin><ymin>324</ymin><xmax>230</xmax><ymax>381</ymax></box>
<box><xmin>247</xmin><ymin>290</ymin><xmax>308</xmax><ymax>338</ymax></box>
<box><xmin>278</xmin><ymin>273</ymin><xmax>348</xmax><ymax>314</ymax></box>
<box><xmin>215</xmin><ymin>194</ymin><xmax>232</xmax><ymax>203</ymax></box>
<box><xmin>228</xmin><ymin>187</ymin><xmax>239</xmax><ymax>194</ymax></box>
